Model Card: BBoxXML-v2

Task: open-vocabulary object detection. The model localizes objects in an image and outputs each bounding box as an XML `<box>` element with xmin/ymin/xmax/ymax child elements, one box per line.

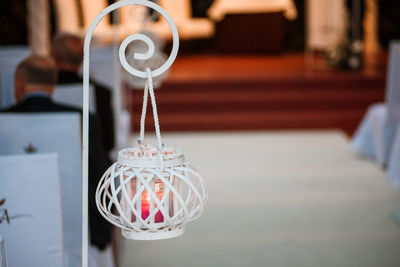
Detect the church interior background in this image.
<box><xmin>1</xmin><ymin>1</ymin><xmax>400</xmax><ymax>267</ymax></box>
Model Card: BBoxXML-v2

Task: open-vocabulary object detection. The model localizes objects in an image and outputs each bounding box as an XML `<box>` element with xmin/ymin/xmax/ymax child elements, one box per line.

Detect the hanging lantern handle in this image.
<box><xmin>137</xmin><ymin>68</ymin><xmax>164</xmax><ymax>152</ymax></box>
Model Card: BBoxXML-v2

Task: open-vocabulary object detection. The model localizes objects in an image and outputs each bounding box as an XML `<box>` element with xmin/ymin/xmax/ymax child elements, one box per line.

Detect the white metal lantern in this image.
<box><xmin>96</xmin><ymin>69</ymin><xmax>207</xmax><ymax>240</ymax></box>
<box><xmin>96</xmin><ymin>145</ymin><xmax>207</xmax><ymax>240</ymax></box>
<box><xmin>86</xmin><ymin>1</ymin><xmax>207</xmax><ymax>240</ymax></box>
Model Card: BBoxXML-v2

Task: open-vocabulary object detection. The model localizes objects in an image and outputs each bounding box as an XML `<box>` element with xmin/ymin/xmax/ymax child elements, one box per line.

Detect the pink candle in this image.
<box><xmin>141</xmin><ymin>181</ymin><xmax>164</xmax><ymax>223</ymax></box>
<box><xmin>141</xmin><ymin>192</ymin><xmax>150</xmax><ymax>220</ymax></box>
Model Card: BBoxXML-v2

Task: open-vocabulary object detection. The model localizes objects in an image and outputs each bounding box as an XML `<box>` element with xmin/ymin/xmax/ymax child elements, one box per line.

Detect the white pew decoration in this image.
<box><xmin>387</xmin><ymin>124</ymin><xmax>400</xmax><ymax>187</ymax></box>
<box><xmin>386</xmin><ymin>42</ymin><xmax>400</xmax><ymax>126</ymax></box>
<box><xmin>352</xmin><ymin>41</ymin><xmax>400</xmax><ymax>167</ymax></box>
<box><xmin>0</xmin><ymin>113</ymin><xmax>82</xmax><ymax>267</ymax></box>
<box><xmin>0</xmin><ymin>47</ymin><xmax>30</xmax><ymax>108</ymax></box>
<box><xmin>0</xmin><ymin>154</ymin><xmax>64</xmax><ymax>267</ymax></box>
<box><xmin>82</xmin><ymin>1</ymin><xmax>207</xmax><ymax>246</ymax></box>
<box><xmin>54</xmin><ymin>84</ymin><xmax>97</xmax><ymax>113</ymax></box>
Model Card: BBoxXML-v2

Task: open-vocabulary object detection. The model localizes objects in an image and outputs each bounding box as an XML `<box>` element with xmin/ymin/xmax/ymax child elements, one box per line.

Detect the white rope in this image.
<box><xmin>139</xmin><ymin>81</ymin><xmax>149</xmax><ymax>144</ymax></box>
<box><xmin>145</xmin><ymin>68</ymin><xmax>163</xmax><ymax>151</ymax></box>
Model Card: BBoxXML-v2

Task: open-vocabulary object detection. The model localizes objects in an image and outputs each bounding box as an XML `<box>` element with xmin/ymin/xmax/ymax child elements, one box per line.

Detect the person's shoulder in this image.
<box><xmin>0</xmin><ymin>107</ymin><xmax>11</xmax><ymax>113</ymax></box>
<box><xmin>0</xmin><ymin>103</ymin><xmax>23</xmax><ymax>113</ymax></box>
<box><xmin>57</xmin><ymin>70</ymin><xmax>82</xmax><ymax>84</ymax></box>
<box><xmin>51</xmin><ymin>102</ymin><xmax>100</xmax><ymax>122</ymax></box>
<box><xmin>89</xmin><ymin>78</ymin><xmax>112</xmax><ymax>94</ymax></box>
<box><xmin>50</xmin><ymin>101</ymin><xmax>82</xmax><ymax>113</ymax></box>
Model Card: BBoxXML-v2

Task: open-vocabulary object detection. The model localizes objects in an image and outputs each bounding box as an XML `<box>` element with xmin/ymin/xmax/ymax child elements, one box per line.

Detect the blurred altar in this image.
<box><xmin>1</xmin><ymin>1</ymin><xmax>400</xmax><ymax>267</ymax></box>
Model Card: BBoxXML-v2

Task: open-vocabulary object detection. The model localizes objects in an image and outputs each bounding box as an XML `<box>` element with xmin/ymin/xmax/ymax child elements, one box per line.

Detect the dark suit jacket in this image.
<box><xmin>1</xmin><ymin>96</ymin><xmax>112</xmax><ymax>250</ymax></box>
<box><xmin>57</xmin><ymin>70</ymin><xmax>115</xmax><ymax>154</ymax></box>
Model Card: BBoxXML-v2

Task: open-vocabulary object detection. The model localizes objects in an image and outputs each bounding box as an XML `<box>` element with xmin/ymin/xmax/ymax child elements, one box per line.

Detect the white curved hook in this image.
<box><xmin>124</xmin><ymin>34</ymin><xmax>155</xmax><ymax>60</ymax></box>
<box><xmin>118</xmin><ymin>3</ymin><xmax>178</xmax><ymax>77</ymax></box>
<box><xmin>119</xmin><ymin>33</ymin><xmax>156</xmax><ymax>77</ymax></box>
<box><xmin>82</xmin><ymin>1</ymin><xmax>179</xmax><ymax>266</ymax></box>
<box><xmin>84</xmin><ymin>0</ymin><xmax>179</xmax><ymax>79</ymax></box>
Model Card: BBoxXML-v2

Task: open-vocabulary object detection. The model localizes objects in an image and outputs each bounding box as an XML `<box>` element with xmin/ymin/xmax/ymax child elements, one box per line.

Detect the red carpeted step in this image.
<box><xmin>126</xmin><ymin>54</ymin><xmax>386</xmax><ymax>136</ymax></box>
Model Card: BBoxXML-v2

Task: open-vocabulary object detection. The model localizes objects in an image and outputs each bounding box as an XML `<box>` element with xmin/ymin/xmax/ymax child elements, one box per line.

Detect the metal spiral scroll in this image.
<box><xmin>118</xmin><ymin>1</ymin><xmax>179</xmax><ymax>78</ymax></box>
<box><xmin>84</xmin><ymin>0</ymin><xmax>179</xmax><ymax>81</ymax></box>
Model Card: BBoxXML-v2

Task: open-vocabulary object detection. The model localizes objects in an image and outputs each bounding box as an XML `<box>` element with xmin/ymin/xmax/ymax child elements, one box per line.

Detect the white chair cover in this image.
<box><xmin>386</xmin><ymin>41</ymin><xmax>400</xmax><ymax>124</ymax></box>
<box><xmin>54</xmin><ymin>84</ymin><xmax>96</xmax><ymax>113</ymax></box>
<box><xmin>0</xmin><ymin>47</ymin><xmax>30</xmax><ymax>108</ymax></box>
<box><xmin>0</xmin><ymin>153</ymin><xmax>64</xmax><ymax>267</ymax></box>
<box><xmin>0</xmin><ymin>113</ymin><xmax>82</xmax><ymax>267</ymax></box>
<box><xmin>351</xmin><ymin>41</ymin><xmax>400</xmax><ymax>166</ymax></box>
<box><xmin>387</xmin><ymin>125</ymin><xmax>400</xmax><ymax>187</ymax></box>
<box><xmin>89</xmin><ymin>46</ymin><xmax>115</xmax><ymax>89</ymax></box>
<box><xmin>351</xmin><ymin>103</ymin><xmax>382</xmax><ymax>160</ymax></box>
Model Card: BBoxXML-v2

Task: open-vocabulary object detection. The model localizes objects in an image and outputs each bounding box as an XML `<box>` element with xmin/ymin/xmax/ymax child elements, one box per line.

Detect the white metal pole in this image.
<box><xmin>82</xmin><ymin>1</ymin><xmax>179</xmax><ymax>266</ymax></box>
<box><xmin>112</xmin><ymin>7</ymin><xmax>123</xmax><ymax>154</ymax></box>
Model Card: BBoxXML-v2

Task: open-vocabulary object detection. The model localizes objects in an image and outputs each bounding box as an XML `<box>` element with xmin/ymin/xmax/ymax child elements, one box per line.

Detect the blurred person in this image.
<box><xmin>0</xmin><ymin>55</ymin><xmax>114</xmax><ymax>266</ymax></box>
<box><xmin>51</xmin><ymin>33</ymin><xmax>115</xmax><ymax>156</ymax></box>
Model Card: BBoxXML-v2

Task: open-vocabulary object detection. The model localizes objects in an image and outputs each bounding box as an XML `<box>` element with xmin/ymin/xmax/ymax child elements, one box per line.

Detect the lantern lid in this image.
<box><xmin>117</xmin><ymin>146</ymin><xmax>184</xmax><ymax>168</ymax></box>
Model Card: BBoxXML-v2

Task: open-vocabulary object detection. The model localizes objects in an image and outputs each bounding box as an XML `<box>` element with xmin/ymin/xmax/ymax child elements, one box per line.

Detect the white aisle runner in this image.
<box><xmin>119</xmin><ymin>131</ymin><xmax>400</xmax><ymax>267</ymax></box>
